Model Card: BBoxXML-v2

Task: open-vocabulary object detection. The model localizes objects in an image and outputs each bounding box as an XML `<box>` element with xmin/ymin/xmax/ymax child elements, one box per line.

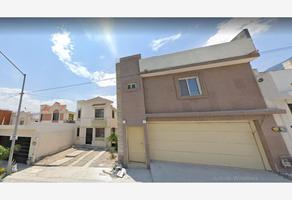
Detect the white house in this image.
<box><xmin>75</xmin><ymin>96</ymin><xmax>117</xmax><ymax>148</ymax></box>
<box><xmin>255</xmin><ymin>59</ymin><xmax>292</xmax><ymax>156</ymax></box>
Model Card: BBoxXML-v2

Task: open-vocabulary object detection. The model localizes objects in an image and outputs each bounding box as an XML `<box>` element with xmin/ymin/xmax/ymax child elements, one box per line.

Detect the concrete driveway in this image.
<box><xmin>150</xmin><ymin>161</ymin><xmax>291</xmax><ymax>182</ymax></box>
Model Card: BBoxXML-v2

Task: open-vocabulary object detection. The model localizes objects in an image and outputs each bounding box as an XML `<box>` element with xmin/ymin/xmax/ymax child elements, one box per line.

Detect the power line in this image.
<box><xmin>0</xmin><ymin>50</ymin><xmax>25</xmax><ymax>76</ymax></box>
<box><xmin>259</xmin><ymin>45</ymin><xmax>292</xmax><ymax>54</ymax></box>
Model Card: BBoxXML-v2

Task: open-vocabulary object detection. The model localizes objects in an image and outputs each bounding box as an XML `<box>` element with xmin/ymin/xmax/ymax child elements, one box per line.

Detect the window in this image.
<box><xmin>111</xmin><ymin>128</ymin><xmax>116</xmax><ymax>134</ymax></box>
<box><xmin>178</xmin><ymin>77</ymin><xmax>202</xmax><ymax>97</ymax></box>
<box><xmin>95</xmin><ymin>109</ymin><xmax>104</xmax><ymax>118</ymax></box>
<box><xmin>40</xmin><ymin>114</ymin><xmax>43</xmax><ymax>121</ymax></box>
<box><xmin>112</xmin><ymin>110</ymin><xmax>115</xmax><ymax>118</ymax></box>
<box><xmin>19</xmin><ymin>120</ymin><xmax>24</xmax><ymax>125</ymax></box>
<box><xmin>77</xmin><ymin>128</ymin><xmax>80</xmax><ymax>137</ymax></box>
<box><xmin>78</xmin><ymin>109</ymin><xmax>81</xmax><ymax>119</ymax></box>
<box><xmin>69</xmin><ymin>113</ymin><xmax>74</xmax><ymax>121</ymax></box>
<box><xmin>95</xmin><ymin>128</ymin><xmax>105</xmax><ymax>138</ymax></box>
<box><xmin>127</xmin><ymin>83</ymin><xmax>137</xmax><ymax>90</ymax></box>
<box><xmin>288</xmin><ymin>104</ymin><xmax>292</xmax><ymax>114</ymax></box>
<box><xmin>52</xmin><ymin>110</ymin><xmax>59</xmax><ymax>121</ymax></box>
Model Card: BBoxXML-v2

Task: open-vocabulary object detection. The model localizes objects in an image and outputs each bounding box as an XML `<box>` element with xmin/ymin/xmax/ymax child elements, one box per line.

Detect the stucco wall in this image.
<box><xmin>0</xmin><ymin>123</ymin><xmax>75</xmax><ymax>163</ymax></box>
<box><xmin>143</xmin><ymin>63</ymin><xmax>267</xmax><ymax>114</ymax></box>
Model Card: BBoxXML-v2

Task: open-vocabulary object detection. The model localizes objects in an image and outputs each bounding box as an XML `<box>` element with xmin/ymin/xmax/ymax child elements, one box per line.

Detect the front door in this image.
<box><xmin>85</xmin><ymin>128</ymin><xmax>93</xmax><ymax>144</ymax></box>
<box><xmin>127</xmin><ymin>126</ymin><xmax>146</xmax><ymax>163</ymax></box>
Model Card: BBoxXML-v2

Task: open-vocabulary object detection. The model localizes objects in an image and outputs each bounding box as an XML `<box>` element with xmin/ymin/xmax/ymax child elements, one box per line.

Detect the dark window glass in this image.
<box><xmin>77</xmin><ymin>128</ymin><xmax>80</xmax><ymax>137</ymax></box>
<box><xmin>288</xmin><ymin>104</ymin><xmax>292</xmax><ymax>114</ymax></box>
<box><xmin>111</xmin><ymin>128</ymin><xmax>116</xmax><ymax>134</ymax></box>
<box><xmin>40</xmin><ymin>114</ymin><xmax>43</xmax><ymax>121</ymax></box>
<box><xmin>179</xmin><ymin>79</ymin><xmax>189</xmax><ymax>96</ymax></box>
<box><xmin>112</xmin><ymin>110</ymin><xmax>115</xmax><ymax>118</ymax></box>
<box><xmin>78</xmin><ymin>109</ymin><xmax>81</xmax><ymax>119</ymax></box>
<box><xmin>95</xmin><ymin>109</ymin><xmax>104</xmax><ymax>118</ymax></box>
<box><xmin>52</xmin><ymin>111</ymin><xmax>59</xmax><ymax>121</ymax></box>
<box><xmin>127</xmin><ymin>83</ymin><xmax>137</xmax><ymax>90</ymax></box>
<box><xmin>95</xmin><ymin>128</ymin><xmax>105</xmax><ymax>138</ymax></box>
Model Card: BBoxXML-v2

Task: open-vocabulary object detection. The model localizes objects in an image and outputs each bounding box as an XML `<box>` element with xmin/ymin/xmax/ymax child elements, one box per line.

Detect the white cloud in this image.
<box><xmin>51</xmin><ymin>30</ymin><xmax>116</xmax><ymax>87</ymax></box>
<box><xmin>0</xmin><ymin>87</ymin><xmax>76</xmax><ymax>113</ymax></box>
<box><xmin>205</xmin><ymin>18</ymin><xmax>274</xmax><ymax>46</ymax></box>
<box><xmin>150</xmin><ymin>33</ymin><xmax>182</xmax><ymax>51</ymax></box>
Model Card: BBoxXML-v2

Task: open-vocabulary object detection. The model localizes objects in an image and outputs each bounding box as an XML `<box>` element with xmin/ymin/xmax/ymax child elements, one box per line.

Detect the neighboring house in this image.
<box><xmin>75</xmin><ymin>96</ymin><xmax>117</xmax><ymax>148</ymax></box>
<box><xmin>0</xmin><ymin>109</ymin><xmax>12</xmax><ymax>125</ymax></box>
<box><xmin>116</xmin><ymin>29</ymin><xmax>290</xmax><ymax>173</ymax></box>
<box><xmin>10</xmin><ymin>111</ymin><xmax>34</xmax><ymax>125</ymax></box>
<box><xmin>40</xmin><ymin>102</ymin><xmax>75</xmax><ymax>123</ymax></box>
<box><xmin>255</xmin><ymin>59</ymin><xmax>292</xmax><ymax>157</ymax></box>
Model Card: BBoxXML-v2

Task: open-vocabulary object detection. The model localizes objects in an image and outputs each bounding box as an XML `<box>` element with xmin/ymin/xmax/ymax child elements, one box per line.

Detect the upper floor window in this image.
<box><xmin>95</xmin><ymin>109</ymin><xmax>104</xmax><ymax>118</ymax></box>
<box><xmin>52</xmin><ymin>110</ymin><xmax>59</xmax><ymax>122</ymax></box>
<box><xmin>112</xmin><ymin>110</ymin><xmax>115</xmax><ymax>118</ymax></box>
<box><xmin>19</xmin><ymin>120</ymin><xmax>24</xmax><ymax>125</ymax></box>
<box><xmin>78</xmin><ymin>109</ymin><xmax>81</xmax><ymax>119</ymax></box>
<box><xmin>178</xmin><ymin>76</ymin><xmax>202</xmax><ymax>97</ymax></box>
<box><xmin>127</xmin><ymin>83</ymin><xmax>137</xmax><ymax>90</ymax></box>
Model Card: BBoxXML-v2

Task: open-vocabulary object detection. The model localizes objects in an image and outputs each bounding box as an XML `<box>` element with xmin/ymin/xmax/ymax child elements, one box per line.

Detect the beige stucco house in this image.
<box><xmin>75</xmin><ymin>96</ymin><xmax>117</xmax><ymax>148</ymax></box>
<box><xmin>40</xmin><ymin>102</ymin><xmax>75</xmax><ymax>123</ymax></box>
<box><xmin>116</xmin><ymin>29</ymin><xmax>290</xmax><ymax>173</ymax></box>
<box><xmin>10</xmin><ymin>111</ymin><xmax>36</xmax><ymax>125</ymax></box>
<box><xmin>255</xmin><ymin>59</ymin><xmax>292</xmax><ymax>159</ymax></box>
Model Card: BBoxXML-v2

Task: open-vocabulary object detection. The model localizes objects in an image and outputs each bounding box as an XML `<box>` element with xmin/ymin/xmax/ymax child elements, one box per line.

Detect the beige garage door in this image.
<box><xmin>148</xmin><ymin>121</ymin><xmax>267</xmax><ymax>170</ymax></box>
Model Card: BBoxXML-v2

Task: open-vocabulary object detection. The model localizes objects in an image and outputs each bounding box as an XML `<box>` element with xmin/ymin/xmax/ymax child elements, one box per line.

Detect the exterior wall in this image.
<box><xmin>0</xmin><ymin>110</ymin><xmax>12</xmax><ymax>125</ymax></box>
<box><xmin>0</xmin><ymin>123</ymin><xmax>75</xmax><ymax>163</ymax></box>
<box><xmin>116</xmin><ymin>55</ymin><xmax>146</xmax><ymax>163</ymax></box>
<box><xmin>256</xmin><ymin>69</ymin><xmax>292</xmax><ymax>156</ymax></box>
<box><xmin>40</xmin><ymin>102</ymin><xmax>74</xmax><ymax>123</ymax></box>
<box><xmin>75</xmin><ymin>97</ymin><xmax>117</xmax><ymax>148</ymax></box>
<box><xmin>143</xmin><ymin>63</ymin><xmax>267</xmax><ymax>114</ymax></box>
<box><xmin>10</xmin><ymin>111</ymin><xmax>33</xmax><ymax>125</ymax></box>
<box><xmin>117</xmin><ymin>54</ymin><xmax>290</xmax><ymax>172</ymax></box>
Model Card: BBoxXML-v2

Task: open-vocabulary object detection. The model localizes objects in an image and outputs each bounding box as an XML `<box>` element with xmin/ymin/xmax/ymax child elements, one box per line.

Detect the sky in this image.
<box><xmin>1</xmin><ymin>18</ymin><xmax>292</xmax><ymax>113</ymax></box>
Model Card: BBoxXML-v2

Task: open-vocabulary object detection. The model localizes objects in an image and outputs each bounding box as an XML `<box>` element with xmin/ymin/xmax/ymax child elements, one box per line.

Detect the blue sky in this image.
<box><xmin>1</xmin><ymin>18</ymin><xmax>292</xmax><ymax>113</ymax></box>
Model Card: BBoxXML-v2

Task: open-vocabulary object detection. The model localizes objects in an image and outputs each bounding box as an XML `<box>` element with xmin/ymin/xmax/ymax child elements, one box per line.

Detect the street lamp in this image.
<box><xmin>0</xmin><ymin>50</ymin><xmax>26</xmax><ymax>174</ymax></box>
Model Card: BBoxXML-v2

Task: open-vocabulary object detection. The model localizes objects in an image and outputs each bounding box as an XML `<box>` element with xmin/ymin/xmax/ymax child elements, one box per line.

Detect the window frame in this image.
<box><xmin>52</xmin><ymin>110</ymin><xmax>59</xmax><ymax>122</ymax></box>
<box><xmin>178</xmin><ymin>76</ymin><xmax>202</xmax><ymax>97</ymax></box>
<box><xmin>77</xmin><ymin>109</ymin><xmax>81</xmax><ymax>119</ymax></box>
<box><xmin>95</xmin><ymin>108</ymin><xmax>104</xmax><ymax>119</ymax></box>
<box><xmin>95</xmin><ymin>128</ymin><xmax>105</xmax><ymax>138</ymax></box>
<box><xmin>127</xmin><ymin>82</ymin><xmax>137</xmax><ymax>90</ymax></box>
<box><xmin>77</xmin><ymin>127</ymin><xmax>80</xmax><ymax>137</ymax></box>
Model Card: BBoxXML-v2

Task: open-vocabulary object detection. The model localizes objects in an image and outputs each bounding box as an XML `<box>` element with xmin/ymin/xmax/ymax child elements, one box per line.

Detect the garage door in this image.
<box><xmin>0</xmin><ymin>136</ymin><xmax>31</xmax><ymax>164</ymax></box>
<box><xmin>147</xmin><ymin>121</ymin><xmax>267</xmax><ymax>170</ymax></box>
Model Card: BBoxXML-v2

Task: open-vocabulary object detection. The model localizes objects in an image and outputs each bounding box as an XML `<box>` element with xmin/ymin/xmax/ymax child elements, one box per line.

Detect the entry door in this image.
<box><xmin>86</xmin><ymin>128</ymin><xmax>93</xmax><ymax>144</ymax></box>
<box><xmin>127</xmin><ymin>126</ymin><xmax>146</xmax><ymax>163</ymax></box>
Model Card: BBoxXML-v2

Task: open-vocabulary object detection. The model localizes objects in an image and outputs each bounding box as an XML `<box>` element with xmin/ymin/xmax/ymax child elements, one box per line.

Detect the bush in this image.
<box><xmin>0</xmin><ymin>145</ymin><xmax>9</xmax><ymax>160</ymax></box>
<box><xmin>0</xmin><ymin>167</ymin><xmax>6</xmax><ymax>176</ymax></box>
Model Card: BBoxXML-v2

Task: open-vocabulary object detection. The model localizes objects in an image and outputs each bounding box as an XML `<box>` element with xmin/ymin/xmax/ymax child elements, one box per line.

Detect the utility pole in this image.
<box><xmin>0</xmin><ymin>50</ymin><xmax>26</xmax><ymax>174</ymax></box>
<box><xmin>7</xmin><ymin>74</ymin><xmax>26</xmax><ymax>174</ymax></box>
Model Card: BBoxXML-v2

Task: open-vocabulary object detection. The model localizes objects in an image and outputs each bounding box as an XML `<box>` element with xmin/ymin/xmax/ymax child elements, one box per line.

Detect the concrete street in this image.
<box><xmin>1</xmin><ymin>147</ymin><xmax>291</xmax><ymax>182</ymax></box>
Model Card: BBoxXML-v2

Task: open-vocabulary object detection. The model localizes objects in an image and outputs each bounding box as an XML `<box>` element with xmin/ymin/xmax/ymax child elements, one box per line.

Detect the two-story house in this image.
<box><xmin>40</xmin><ymin>102</ymin><xmax>75</xmax><ymax>123</ymax></box>
<box><xmin>75</xmin><ymin>96</ymin><xmax>117</xmax><ymax>148</ymax></box>
<box><xmin>116</xmin><ymin>29</ymin><xmax>290</xmax><ymax>173</ymax></box>
<box><xmin>255</xmin><ymin>58</ymin><xmax>292</xmax><ymax>159</ymax></box>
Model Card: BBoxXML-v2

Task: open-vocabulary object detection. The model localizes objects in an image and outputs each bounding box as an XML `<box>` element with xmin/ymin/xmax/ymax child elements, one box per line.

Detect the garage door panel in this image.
<box><xmin>148</xmin><ymin>122</ymin><xmax>251</xmax><ymax>132</ymax></box>
<box><xmin>150</xmin><ymin>150</ymin><xmax>264</xmax><ymax>170</ymax></box>
<box><xmin>148</xmin><ymin>121</ymin><xmax>265</xmax><ymax>170</ymax></box>
<box><xmin>148</xmin><ymin>131</ymin><xmax>254</xmax><ymax>144</ymax></box>
<box><xmin>149</xmin><ymin>141</ymin><xmax>261</xmax><ymax>156</ymax></box>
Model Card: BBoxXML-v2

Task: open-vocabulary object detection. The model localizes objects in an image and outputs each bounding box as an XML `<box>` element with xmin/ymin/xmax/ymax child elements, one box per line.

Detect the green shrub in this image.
<box><xmin>0</xmin><ymin>145</ymin><xmax>9</xmax><ymax>160</ymax></box>
<box><xmin>0</xmin><ymin>167</ymin><xmax>6</xmax><ymax>176</ymax></box>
